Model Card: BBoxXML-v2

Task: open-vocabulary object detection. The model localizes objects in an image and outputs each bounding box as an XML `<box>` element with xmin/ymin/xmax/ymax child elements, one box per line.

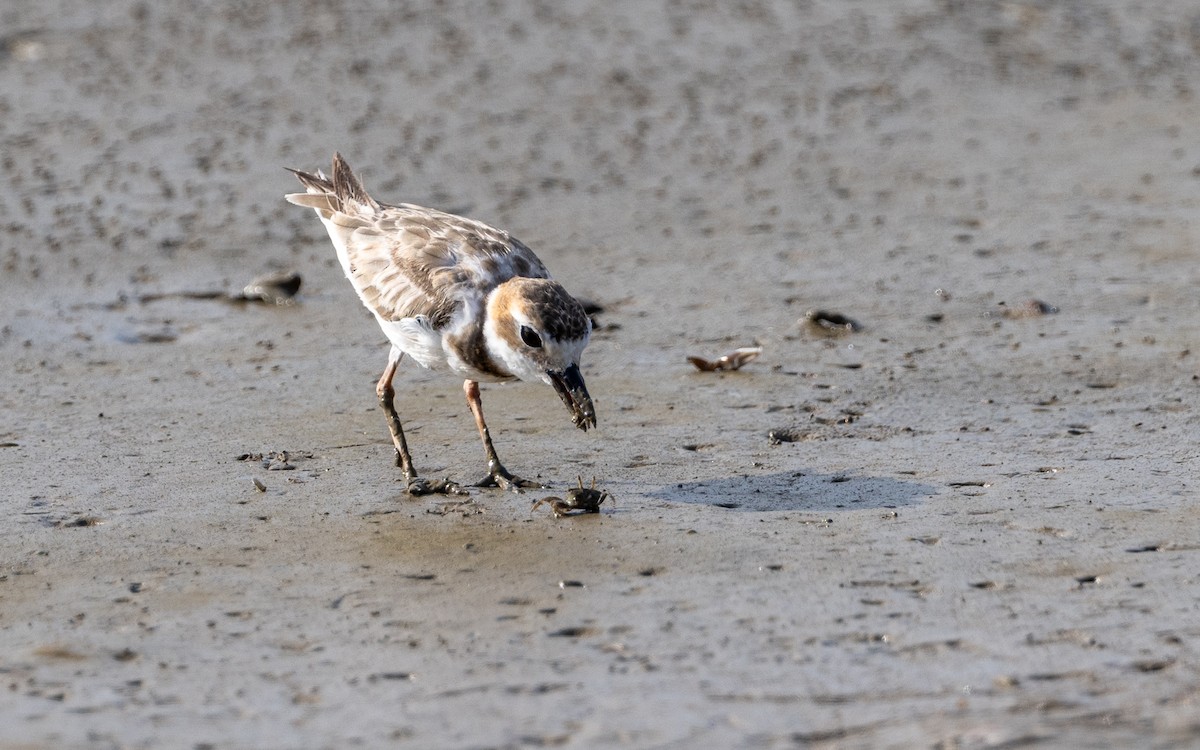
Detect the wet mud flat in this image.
<box><xmin>2</xmin><ymin>1</ymin><xmax>1200</xmax><ymax>748</ymax></box>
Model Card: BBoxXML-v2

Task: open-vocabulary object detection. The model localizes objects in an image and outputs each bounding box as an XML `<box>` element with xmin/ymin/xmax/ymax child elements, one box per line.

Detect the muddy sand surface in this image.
<box><xmin>2</xmin><ymin>1</ymin><xmax>1200</xmax><ymax>748</ymax></box>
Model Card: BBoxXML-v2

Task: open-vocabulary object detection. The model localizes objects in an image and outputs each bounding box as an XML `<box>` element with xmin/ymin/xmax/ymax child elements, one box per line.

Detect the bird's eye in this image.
<box><xmin>519</xmin><ymin>325</ymin><xmax>543</xmax><ymax>348</ymax></box>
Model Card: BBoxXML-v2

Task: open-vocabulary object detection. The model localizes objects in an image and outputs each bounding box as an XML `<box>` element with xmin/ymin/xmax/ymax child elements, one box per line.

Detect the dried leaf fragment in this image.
<box><xmin>688</xmin><ymin>346</ymin><xmax>763</xmax><ymax>372</ymax></box>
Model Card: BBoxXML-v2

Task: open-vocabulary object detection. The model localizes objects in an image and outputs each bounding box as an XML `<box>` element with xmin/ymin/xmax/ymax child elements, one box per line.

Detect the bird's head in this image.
<box><xmin>484</xmin><ymin>277</ymin><xmax>596</xmax><ymax>431</ymax></box>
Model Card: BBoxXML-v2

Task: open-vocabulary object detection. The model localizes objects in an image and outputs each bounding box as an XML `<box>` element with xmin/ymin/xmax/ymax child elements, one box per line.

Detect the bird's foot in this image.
<box><xmin>475</xmin><ymin>466</ymin><xmax>544</xmax><ymax>493</ymax></box>
<box><xmin>406</xmin><ymin>476</ymin><xmax>469</xmax><ymax>496</ymax></box>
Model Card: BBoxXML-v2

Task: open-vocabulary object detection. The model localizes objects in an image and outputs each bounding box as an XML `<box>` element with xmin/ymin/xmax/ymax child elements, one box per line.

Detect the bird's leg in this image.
<box><xmin>376</xmin><ymin>351</ymin><xmax>413</xmax><ymax>474</ymax></box>
<box><xmin>464</xmin><ymin>379</ymin><xmax>543</xmax><ymax>492</ymax></box>
<box><xmin>377</xmin><ymin>348</ymin><xmax>465</xmax><ymax>496</ymax></box>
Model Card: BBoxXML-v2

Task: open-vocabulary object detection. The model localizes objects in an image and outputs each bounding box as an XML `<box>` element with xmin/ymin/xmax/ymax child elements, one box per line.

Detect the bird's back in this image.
<box><xmin>286</xmin><ymin>154</ymin><xmax>550</xmax><ymax>331</ymax></box>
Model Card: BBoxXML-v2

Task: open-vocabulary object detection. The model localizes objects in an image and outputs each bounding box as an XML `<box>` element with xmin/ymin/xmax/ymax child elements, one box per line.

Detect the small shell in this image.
<box><xmin>240</xmin><ymin>271</ymin><xmax>302</xmax><ymax>305</ymax></box>
<box><xmin>803</xmin><ymin>310</ymin><xmax>862</xmax><ymax>336</ymax></box>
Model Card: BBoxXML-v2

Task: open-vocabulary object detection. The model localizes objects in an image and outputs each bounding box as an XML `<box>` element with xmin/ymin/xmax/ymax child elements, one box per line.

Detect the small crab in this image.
<box><xmin>532</xmin><ymin>476</ymin><xmax>613</xmax><ymax>518</ymax></box>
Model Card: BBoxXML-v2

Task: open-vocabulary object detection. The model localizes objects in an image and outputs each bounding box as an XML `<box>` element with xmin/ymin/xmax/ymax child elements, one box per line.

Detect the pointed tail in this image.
<box><xmin>284</xmin><ymin>152</ymin><xmax>380</xmax><ymax>216</ymax></box>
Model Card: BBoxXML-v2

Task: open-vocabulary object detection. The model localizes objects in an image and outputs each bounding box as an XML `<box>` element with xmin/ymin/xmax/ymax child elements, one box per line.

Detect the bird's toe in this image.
<box><xmin>475</xmin><ymin>469</ymin><xmax>543</xmax><ymax>493</ymax></box>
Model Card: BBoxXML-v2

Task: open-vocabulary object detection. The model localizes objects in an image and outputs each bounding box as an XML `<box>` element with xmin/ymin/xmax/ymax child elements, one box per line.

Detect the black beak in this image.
<box><xmin>549</xmin><ymin>363</ymin><xmax>596</xmax><ymax>431</ymax></box>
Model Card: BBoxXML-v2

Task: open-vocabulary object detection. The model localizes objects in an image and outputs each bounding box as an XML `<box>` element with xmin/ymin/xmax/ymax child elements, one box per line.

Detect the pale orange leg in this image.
<box><xmin>463</xmin><ymin>379</ymin><xmax>543</xmax><ymax>491</ymax></box>
<box><xmin>376</xmin><ymin>348</ymin><xmax>465</xmax><ymax>496</ymax></box>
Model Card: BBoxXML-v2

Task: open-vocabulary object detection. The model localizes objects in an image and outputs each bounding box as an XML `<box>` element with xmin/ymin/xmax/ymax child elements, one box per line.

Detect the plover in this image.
<box><xmin>286</xmin><ymin>153</ymin><xmax>595</xmax><ymax>495</ymax></box>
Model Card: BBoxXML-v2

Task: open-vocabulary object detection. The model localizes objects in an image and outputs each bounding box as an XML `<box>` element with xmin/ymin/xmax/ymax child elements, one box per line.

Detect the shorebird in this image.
<box><xmin>286</xmin><ymin>153</ymin><xmax>595</xmax><ymax>495</ymax></box>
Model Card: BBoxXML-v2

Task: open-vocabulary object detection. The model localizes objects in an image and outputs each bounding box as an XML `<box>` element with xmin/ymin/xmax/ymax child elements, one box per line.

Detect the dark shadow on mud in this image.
<box><xmin>647</xmin><ymin>470</ymin><xmax>939</xmax><ymax>512</ymax></box>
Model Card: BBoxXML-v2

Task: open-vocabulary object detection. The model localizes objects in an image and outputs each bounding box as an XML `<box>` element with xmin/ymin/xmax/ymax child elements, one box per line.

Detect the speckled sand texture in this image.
<box><xmin>2</xmin><ymin>2</ymin><xmax>1199</xmax><ymax>747</ymax></box>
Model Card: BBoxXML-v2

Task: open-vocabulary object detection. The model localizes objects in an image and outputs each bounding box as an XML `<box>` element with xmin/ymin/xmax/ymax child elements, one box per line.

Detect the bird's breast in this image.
<box><xmin>443</xmin><ymin>322</ymin><xmax>513</xmax><ymax>382</ymax></box>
